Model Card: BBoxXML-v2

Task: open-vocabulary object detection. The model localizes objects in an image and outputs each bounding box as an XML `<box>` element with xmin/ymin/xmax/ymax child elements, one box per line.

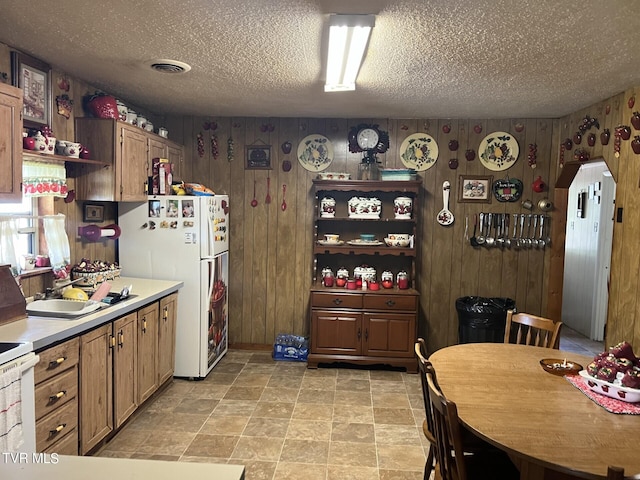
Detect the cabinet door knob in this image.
<box><xmin>333</xmin><ymin>298</ymin><xmax>343</xmax><ymax>305</ymax></box>
<box><xmin>48</xmin><ymin>356</ymin><xmax>66</xmax><ymax>369</ymax></box>
<box><xmin>365</xmin><ymin>329</ymin><xmax>369</xmax><ymax>341</ymax></box>
<box><xmin>49</xmin><ymin>423</ymin><xmax>66</xmax><ymax>437</ymax></box>
<box><xmin>386</xmin><ymin>300</ymin><xmax>396</xmax><ymax>307</ymax></box>
<box><xmin>357</xmin><ymin>328</ymin><xmax>361</xmax><ymax>341</ymax></box>
<box><xmin>49</xmin><ymin>390</ymin><xmax>67</xmax><ymax>403</ymax></box>
<box><xmin>142</xmin><ymin>318</ymin><xmax>147</xmax><ymax>333</ymax></box>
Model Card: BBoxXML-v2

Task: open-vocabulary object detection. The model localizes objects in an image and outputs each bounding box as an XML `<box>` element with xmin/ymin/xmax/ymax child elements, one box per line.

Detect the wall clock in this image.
<box><xmin>348</xmin><ymin>124</ymin><xmax>389</xmax><ymax>162</ymax></box>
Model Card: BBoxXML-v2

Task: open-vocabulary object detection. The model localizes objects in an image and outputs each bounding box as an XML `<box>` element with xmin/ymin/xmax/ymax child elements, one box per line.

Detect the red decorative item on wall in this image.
<box><xmin>587</xmin><ymin>133</ymin><xmax>596</xmax><ymax>147</ymax></box>
<box><xmin>514</xmin><ymin>122</ymin><xmax>525</xmax><ymax>133</ymax></box>
<box><xmin>211</xmin><ymin>134</ymin><xmax>219</xmax><ymax>159</ymax></box>
<box><xmin>631</xmin><ymin>112</ymin><xmax>640</xmax><ymax>130</ymax></box>
<box><xmin>473</xmin><ymin>124</ymin><xmax>482</xmax><ymax>134</ymax></box>
<box><xmin>465</xmin><ymin>149</ymin><xmax>475</xmax><ymax>161</ymax></box>
<box><xmin>601</xmin><ymin>129</ymin><xmax>610</xmax><ymax>145</ymax></box>
<box><xmin>442</xmin><ymin>124</ymin><xmax>451</xmax><ymax>134</ymax></box>
<box><xmin>197</xmin><ymin>133</ymin><xmax>205</xmax><ymax>157</ymax></box>
<box><xmin>632</xmin><ymin>136</ymin><xmax>640</xmax><ymax>155</ymax></box>
<box><xmin>629</xmin><ymin>96</ymin><xmax>635</xmax><ymax>109</ymax></box>
<box><xmin>528</xmin><ymin>143</ymin><xmax>537</xmax><ymax>168</ymax></box>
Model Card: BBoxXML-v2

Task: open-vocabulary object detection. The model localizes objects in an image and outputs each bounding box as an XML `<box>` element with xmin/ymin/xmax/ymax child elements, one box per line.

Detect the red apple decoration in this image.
<box><xmin>381</xmin><ymin>280</ymin><xmax>393</xmax><ymax>289</ymax></box>
<box><xmin>442</xmin><ymin>124</ymin><xmax>451</xmax><ymax>134</ymax></box>
<box><xmin>473</xmin><ymin>124</ymin><xmax>482</xmax><ymax>134</ymax></box>
<box><xmin>629</xmin><ymin>96</ymin><xmax>635</xmax><ymax>109</ymax></box>
<box><xmin>448</xmin><ymin>139</ymin><xmax>458</xmax><ymax>151</ymax></box>
<box><xmin>23</xmin><ymin>136</ymin><xmax>36</xmax><ymax>150</ymax></box>
<box><xmin>281</xmin><ymin>141</ymin><xmax>292</xmax><ymax>154</ymax></box>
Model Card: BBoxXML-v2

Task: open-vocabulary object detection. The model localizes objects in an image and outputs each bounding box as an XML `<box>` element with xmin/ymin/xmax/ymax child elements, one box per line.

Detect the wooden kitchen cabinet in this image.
<box><xmin>34</xmin><ymin>337</ymin><xmax>79</xmax><ymax>454</ymax></box>
<box><xmin>113</xmin><ymin>312</ymin><xmax>138</xmax><ymax>428</ymax></box>
<box><xmin>0</xmin><ymin>82</ymin><xmax>23</xmax><ymax>201</ymax></box>
<box><xmin>158</xmin><ymin>293</ymin><xmax>178</xmax><ymax>385</ymax></box>
<box><xmin>36</xmin><ymin>294</ymin><xmax>177</xmax><ymax>455</ymax></box>
<box><xmin>74</xmin><ymin>118</ymin><xmax>184</xmax><ymax>201</ymax></box>
<box><xmin>79</xmin><ymin>323</ymin><xmax>113</xmax><ymax>454</ymax></box>
<box><xmin>308</xmin><ymin>180</ymin><xmax>421</xmax><ymax>372</ymax></box>
<box><xmin>137</xmin><ymin>302</ymin><xmax>159</xmax><ymax>404</ymax></box>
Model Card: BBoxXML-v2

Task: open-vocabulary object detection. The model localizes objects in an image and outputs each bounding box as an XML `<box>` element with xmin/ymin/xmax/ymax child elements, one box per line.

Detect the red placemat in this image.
<box><xmin>566</xmin><ymin>375</ymin><xmax>640</xmax><ymax>414</ymax></box>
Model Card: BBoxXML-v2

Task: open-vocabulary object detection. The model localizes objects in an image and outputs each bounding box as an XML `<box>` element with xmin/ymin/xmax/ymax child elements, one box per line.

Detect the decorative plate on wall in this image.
<box><xmin>478</xmin><ymin>131</ymin><xmax>519</xmax><ymax>171</ymax></box>
<box><xmin>297</xmin><ymin>134</ymin><xmax>334</xmax><ymax>172</ymax></box>
<box><xmin>399</xmin><ymin>133</ymin><xmax>439</xmax><ymax>171</ymax></box>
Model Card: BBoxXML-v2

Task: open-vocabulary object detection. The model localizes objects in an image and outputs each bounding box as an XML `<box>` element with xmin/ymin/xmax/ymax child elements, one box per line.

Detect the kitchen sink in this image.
<box><xmin>26</xmin><ymin>299</ymin><xmax>106</xmax><ymax>318</ymax></box>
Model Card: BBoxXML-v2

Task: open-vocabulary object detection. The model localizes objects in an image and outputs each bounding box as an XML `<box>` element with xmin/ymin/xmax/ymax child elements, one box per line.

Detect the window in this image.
<box><xmin>0</xmin><ymin>196</ymin><xmax>38</xmax><ymax>258</ymax></box>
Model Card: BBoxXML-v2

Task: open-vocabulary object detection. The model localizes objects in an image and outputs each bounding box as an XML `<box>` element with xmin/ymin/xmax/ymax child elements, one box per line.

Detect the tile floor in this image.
<box><xmin>97</xmin><ymin>327</ymin><xmax>602</xmax><ymax>480</ymax></box>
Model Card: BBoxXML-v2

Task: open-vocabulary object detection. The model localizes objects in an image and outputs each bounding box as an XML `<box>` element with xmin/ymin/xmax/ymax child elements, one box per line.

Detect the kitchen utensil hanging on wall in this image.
<box><xmin>436</xmin><ymin>181</ymin><xmax>454</xmax><ymax>226</ymax></box>
<box><xmin>281</xmin><ymin>184</ymin><xmax>287</xmax><ymax>211</ymax></box>
<box><xmin>251</xmin><ymin>180</ymin><xmax>258</xmax><ymax>207</ymax></box>
<box><xmin>265</xmin><ymin>176</ymin><xmax>272</xmax><ymax>204</ymax></box>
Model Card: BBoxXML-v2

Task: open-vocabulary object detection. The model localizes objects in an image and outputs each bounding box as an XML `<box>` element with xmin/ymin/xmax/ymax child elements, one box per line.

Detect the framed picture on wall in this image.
<box><xmin>83</xmin><ymin>204</ymin><xmax>105</xmax><ymax>223</ymax></box>
<box><xmin>11</xmin><ymin>51</ymin><xmax>52</xmax><ymax>129</ymax></box>
<box><xmin>245</xmin><ymin>144</ymin><xmax>272</xmax><ymax>170</ymax></box>
<box><xmin>458</xmin><ymin>175</ymin><xmax>493</xmax><ymax>203</ymax></box>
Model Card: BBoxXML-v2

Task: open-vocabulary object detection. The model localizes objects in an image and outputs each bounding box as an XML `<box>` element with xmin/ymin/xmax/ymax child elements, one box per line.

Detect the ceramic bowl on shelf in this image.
<box><xmin>384</xmin><ymin>237</ymin><xmax>411</xmax><ymax>247</ymax></box>
<box><xmin>387</xmin><ymin>233</ymin><xmax>410</xmax><ymax>241</ymax></box>
<box><xmin>360</xmin><ymin>233</ymin><xmax>376</xmax><ymax>242</ymax></box>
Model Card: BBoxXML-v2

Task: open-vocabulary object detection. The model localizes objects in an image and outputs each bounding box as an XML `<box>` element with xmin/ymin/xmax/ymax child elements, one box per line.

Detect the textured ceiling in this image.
<box><xmin>1</xmin><ymin>0</ymin><xmax>639</xmax><ymax>119</ymax></box>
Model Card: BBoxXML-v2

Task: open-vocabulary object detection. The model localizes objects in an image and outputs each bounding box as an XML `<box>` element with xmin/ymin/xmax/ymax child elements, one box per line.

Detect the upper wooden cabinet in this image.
<box><xmin>0</xmin><ymin>83</ymin><xmax>23</xmax><ymax>201</ymax></box>
<box><xmin>74</xmin><ymin>118</ymin><xmax>184</xmax><ymax>201</ymax></box>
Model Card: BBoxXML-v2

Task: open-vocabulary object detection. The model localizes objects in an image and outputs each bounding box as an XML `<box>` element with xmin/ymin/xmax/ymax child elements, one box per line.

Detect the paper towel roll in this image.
<box><xmin>100</xmin><ymin>229</ymin><xmax>116</xmax><ymax>237</ymax></box>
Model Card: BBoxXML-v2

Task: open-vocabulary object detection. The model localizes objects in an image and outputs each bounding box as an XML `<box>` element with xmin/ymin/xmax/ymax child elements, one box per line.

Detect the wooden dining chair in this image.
<box><xmin>503</xmin><ymin>309</ymin><xmax>562</xmax><ymax>349</ymax></box>
<box><xmin>426</xmin><ymin>365</ymin><xmax>520</xmax><ymax>480</ymax></box>
<box><xmin>415</xmin><ymin>339</ymin><xmax>439</xmax><ymax>480</ymax></box>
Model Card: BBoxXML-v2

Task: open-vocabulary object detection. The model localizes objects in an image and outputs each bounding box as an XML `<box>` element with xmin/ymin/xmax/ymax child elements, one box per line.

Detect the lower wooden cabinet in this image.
<box><xmin>308</xmin><ymin>290</ymin><xmax>418</xmax><ymax>372</ymax></box>
<box><xmin>158</xmin><ymin>293</ymin><xmax>178</xmax><ymax>385</ymax></box>
<box><xmin>114</xmin><ymin>313</ymin><xmax>138</xmax><ymax>429</ymax></box>
<box><xmin>78</xmin><ymin>297</ymin><xmax>177</xmax><ymax>454</ymax></box>
<box><xmin>79</xmin><ymin>324</ymin><xmax>113</xmax><ymax>454</ymax></box>
<box><xmin>137</xmin><ymin>303</ymin><xmax>158</xmax><ymax>404</ymax></box>
<box><xmin>34</xmin><ymin>337</ymin><xmax>80</xmax><ymax>454</ymax></box>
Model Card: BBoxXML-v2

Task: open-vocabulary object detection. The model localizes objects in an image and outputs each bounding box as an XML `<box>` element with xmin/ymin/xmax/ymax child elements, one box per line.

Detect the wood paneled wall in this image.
<box><xmin>168</xmin><ymin>116</ymin><xmax>557</xmax><ymax>352</ymax></box>
<box><xmin>559</xmin><ymin>87</ymin><xmax>640</xmax><ymax>350</ymax></box>
<box><xmin>5</xmin><ymin>38</ymin><xmax>638</xmax><ymax>352</ymax></box>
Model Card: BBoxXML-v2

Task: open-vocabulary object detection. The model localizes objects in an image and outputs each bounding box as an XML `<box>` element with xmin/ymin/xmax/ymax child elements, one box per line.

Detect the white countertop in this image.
<box><xmin>0</xmin><ymin>277</ymin><xmax>182</xmax><ymax>351</ymax></box>
<box><xmin>0</xmin><ymin>455</ymin><xmax>244</xmax><ymax>480</ymax></box>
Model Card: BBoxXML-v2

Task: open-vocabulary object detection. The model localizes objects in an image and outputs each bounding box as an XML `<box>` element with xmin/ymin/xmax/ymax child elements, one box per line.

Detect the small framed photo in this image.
<box><xmin>458</xmin><ymin>175</ymin><xmax>493</xmax><ymax>203</ymax></box>
<box><xmin>11</xmin><ymin>51</ymin><xmax>52</xmax><ymax>129</ymax></box>
<box><xmin>245</xmin><ymin>145</ymin><xmax>272</xmax><ymax>169</ymax></box>
<box><xmin>83</xmin><ymin>204</ymin><xmax>105</xmax><ymax>223</ymax></box>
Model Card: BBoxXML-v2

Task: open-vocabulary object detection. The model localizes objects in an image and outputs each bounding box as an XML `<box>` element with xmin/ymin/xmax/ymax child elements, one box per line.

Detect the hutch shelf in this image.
<box><xmin>308</xmin><ymin>179</ymin><xmax>422</xmax><ymax>373</ymax></box>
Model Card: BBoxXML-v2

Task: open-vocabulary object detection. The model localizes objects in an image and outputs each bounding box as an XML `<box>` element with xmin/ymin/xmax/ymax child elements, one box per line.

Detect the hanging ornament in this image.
<box><xmin>196</xmin><ymin>133</ymin><xmax>204</xmax><ymax>157</ymax></box>
<box><xmin>527</xmin><ymin>143</ymin><xmax>537</xmax><ymax>168</ymax></box>
<box><xmin>211</xmin><ymin>134</ymin><xmax>219</xmax><ymax>159</ymax></box>
<box><xmin>227</xmin><ymin>137</ymin><xmax>234</xmax><ymax>161</ymax></box>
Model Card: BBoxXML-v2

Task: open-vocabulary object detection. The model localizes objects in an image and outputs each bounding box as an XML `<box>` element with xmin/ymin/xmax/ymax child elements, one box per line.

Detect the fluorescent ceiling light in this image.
<box><xmin>325</xmin><ymin>14</ymin><xmax>375</xmax><ymax>92</ymax></box>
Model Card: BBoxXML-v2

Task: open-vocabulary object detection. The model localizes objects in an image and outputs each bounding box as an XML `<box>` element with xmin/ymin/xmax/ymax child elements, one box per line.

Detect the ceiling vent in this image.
<box><xmin>148</xmin><ymin>59</ymin><xmax>191</xmax><ymax>74</ymax></box>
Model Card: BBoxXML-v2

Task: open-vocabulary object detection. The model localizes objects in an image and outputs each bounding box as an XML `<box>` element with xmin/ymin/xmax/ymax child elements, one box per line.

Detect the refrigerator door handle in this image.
<box><xmin>206</xmin><ymin>208</ymin><xmax>214</xmax><ymax>257</ymax></box>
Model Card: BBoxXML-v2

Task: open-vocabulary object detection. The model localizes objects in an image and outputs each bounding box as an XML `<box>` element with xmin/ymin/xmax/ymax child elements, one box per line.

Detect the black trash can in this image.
<box><xmin>456</xmin><ymin>296</ymin><xmax>515</xmax><ymax>343</ymax></box>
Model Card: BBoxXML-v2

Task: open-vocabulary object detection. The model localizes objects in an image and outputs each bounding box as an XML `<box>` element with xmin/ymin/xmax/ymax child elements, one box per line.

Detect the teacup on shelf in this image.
<box><xmin>324</xmin><ymin>234</ymin><xmax>340</xmax><ymax>243</ymax></box>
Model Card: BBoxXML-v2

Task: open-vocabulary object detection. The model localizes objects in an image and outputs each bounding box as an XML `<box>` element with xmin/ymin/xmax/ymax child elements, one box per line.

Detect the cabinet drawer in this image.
<box><xmin>35</xmin><ymin>337</ymin><xmax>80</xmax><ymax>384</ymax></box>
<box><xmin>312</xmin><ymin>292</ymin><xmax>362</xmax><ymax>309</ymax></box>
<box><xmin>35</xmin><ymin>367</ymin><xmax>78</xmax><ymax>421</ymax></box>
<box><xmin>36</xmin><ymin>398</ymin><xmax>78</xmax><ymax>452</ymax></box>
<box><xmin>364</xmin><ymin>294</ymin><xmax>417</xmax><ymax>311</ymax></box>
<box><xmin>43</xmin><ymin>428</ymin><xmax>78</xmax><ymax>455</ymax></box>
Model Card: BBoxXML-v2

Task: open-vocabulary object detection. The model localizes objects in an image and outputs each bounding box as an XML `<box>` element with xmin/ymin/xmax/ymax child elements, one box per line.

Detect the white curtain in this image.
<box><xmin>43</xmin><ymin>215</ymin><xmax>70</xmax><ymax>275</ymax></box>
<box><xmin>0</xmin><ymin>219</ymin><xmax>20</xmax><ymax>275</ymax></box>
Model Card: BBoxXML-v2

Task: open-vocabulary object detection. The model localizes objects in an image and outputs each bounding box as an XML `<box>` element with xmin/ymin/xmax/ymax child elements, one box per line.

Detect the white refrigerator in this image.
<box><xmin>117</xmin><ymin>195</ymin><xmax>229</xmax><ymax>378</ymax></box>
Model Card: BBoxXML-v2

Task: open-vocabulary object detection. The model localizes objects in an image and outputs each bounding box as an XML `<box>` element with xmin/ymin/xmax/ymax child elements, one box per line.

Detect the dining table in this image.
<box><xmin>429</xmin><ymin>342</ymin><xmax>640</xmax><ymax>480</ymax></box>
